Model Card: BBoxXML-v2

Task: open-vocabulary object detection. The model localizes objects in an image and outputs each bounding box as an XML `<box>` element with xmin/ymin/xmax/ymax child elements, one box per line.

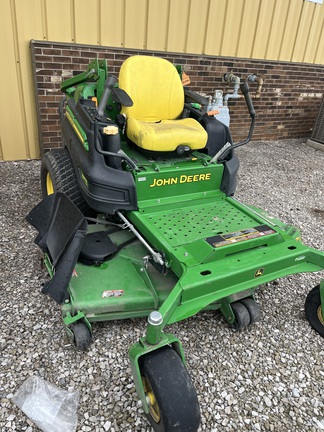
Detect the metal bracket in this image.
<box><xmin>117</xmin><ymin>211</ymin><xmax>165</xmax><ymax>266</ymax></box>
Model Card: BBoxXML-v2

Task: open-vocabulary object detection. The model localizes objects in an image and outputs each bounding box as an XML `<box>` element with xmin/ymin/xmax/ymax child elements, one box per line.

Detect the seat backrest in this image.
<box><xmin>119</xmin><ymin>55</ymin><xmax>184</xmax><ymax>122</ymax></box>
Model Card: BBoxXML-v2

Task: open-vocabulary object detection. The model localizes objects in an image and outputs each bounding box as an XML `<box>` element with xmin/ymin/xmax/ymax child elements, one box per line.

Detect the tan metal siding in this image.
<box><xmin>186</xmin><ymin>0</ymin><xmax>209</xmax><ymax>54</ymax></box>
<box><xmin>252</xmin><ymin>0</ymin><xmax>276</xmax><ymax>60</ymax></box>
<box><xmin>221</xmin><ymin>0</ymin><xmax>245</xmax><ymax>57</ymax></box>
<box><xmin>265</xmin><ymin>0</ymin><xmax>290</xmax><ymax>61</ymax></box>
<box><xmin>45</xmin><ymin>0</ymin><xmax>74</xmax><ymax>43</ymax></box>
<box><xmin>15</xmin><ymin>0</ymin><xmax>44</xmax><ymax>160</ymax></box>
<box><xmin>314</xmin><ymin>18</ymin><xmax>324</xmax><ymax>64</ymax></box>
<box><xmin>124</xmin><ymin>0</ymin><xmax>148</xmax><ymax>50</ymax></box>
<box><xmin>0</xmin><ymin>0</ymin><xmax>43</xmax><ymax>160</ymax></box>
<box><xmin>146</xmin><ymin>1</ymin><xmax>169</xmax><ymax>51</ymax></box>
<box><xmin>303</xmin><ymin>3</ymin><xmax>324</xmax><ymax>63</ymax></box>
<box><xmin>1</xmin><ymin>0</ymin><xmax>324</xmax><ymax>160</ymax></box>
<box><xmin>204</xmin><ymin>0</ymin><xmax>227</xmax><ymax>56</ymax></box>
<box><xmin>279</xmin><ymin>0</ymin><xmax>303</xmax><ymax>61</ymax></box>
<box><xmin>236</xmin><ymin>0</ymin><xmax>261</xmax><ymax>58</ymax></box>
<box><xmin>73</xmin><ymin>0</ymin><xmax>100</xmax><ymax>45</ymax></box>
<box><xmin>167</xmin><ymin>0</ymin><xmax>190</xmax><ymax>53</ymax></box>
<box><xmin>292</xmin><ymin>1</ymin><xmax>316</xmax><ymax>62</ymax></box>
<box><xmin>100</xmin><ymin>0</ymin><xmax>125</xmax><ymax>48</ymax></box>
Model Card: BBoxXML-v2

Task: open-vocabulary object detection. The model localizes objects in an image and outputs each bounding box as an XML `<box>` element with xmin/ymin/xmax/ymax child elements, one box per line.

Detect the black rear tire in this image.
<box><xmin>40</xmin><ymin>148</ymin><xmax>92</xmax><ymax>216</ymax></box>
<box><xmin>140</xmin><ymin>346</ymin><xmax>200</xmax><ymax>432</ymax></box>
<box><xmin>305</xmin><ymin>285</ymin><xmax>324</xmax><ymax>337</ymax></box>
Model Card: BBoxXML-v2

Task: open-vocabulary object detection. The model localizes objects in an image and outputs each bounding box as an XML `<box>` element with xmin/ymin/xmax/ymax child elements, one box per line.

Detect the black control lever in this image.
<box><xmin>240</xmin><ymin>82</ymin><xmax>255</xmax><ymax>119</ymax></box>
<box><xmin>97</xmin><ymin>75</ymin><xmax>118</xmax><ymax>117</ymax></box>
<box><xmin>211</xmin><ymin>81</ymin><xmax>256</xmax><ymax>163</ymax></box>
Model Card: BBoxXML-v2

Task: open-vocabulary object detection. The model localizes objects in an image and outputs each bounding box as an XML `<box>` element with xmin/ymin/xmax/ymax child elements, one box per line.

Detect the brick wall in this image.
<box><xmin>31</xmin><ymin>41</ymin><xmax>324</xmax><ymax>154</ymax></box>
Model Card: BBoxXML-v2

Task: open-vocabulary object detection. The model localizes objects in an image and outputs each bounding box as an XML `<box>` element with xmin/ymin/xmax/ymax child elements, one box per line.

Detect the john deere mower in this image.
<box><xmin>27</xmin><ymin>55</ymin><xmax>324</xmax><ymax>432</ymax></box>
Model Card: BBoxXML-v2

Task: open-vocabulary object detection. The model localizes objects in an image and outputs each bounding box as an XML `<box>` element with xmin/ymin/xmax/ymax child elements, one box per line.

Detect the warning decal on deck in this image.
<box><xmin>102</xmin><ymin>290</ymin><xmax>124</xmax><ymax>298</ymax></box>
<box><xmin>206</xmin><ymin>225</ymin><xmax>276</xmax><ymax>248</ymax></box>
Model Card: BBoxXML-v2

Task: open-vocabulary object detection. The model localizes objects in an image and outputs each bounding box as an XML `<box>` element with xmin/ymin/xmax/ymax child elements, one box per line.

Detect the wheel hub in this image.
<box><xmin>142</xmin><ymin>377</ymin><xmax>161</xmax><ymax>423</ymax></box>
<box><xmin>317</xmin><ymin>305</ymin><xmax>324</xmax><ymax>326</ymax></box>
<box><xmin>46</xmin><ymin>172</ymin><xmax>54</xmax><ymax>195</ymax></box>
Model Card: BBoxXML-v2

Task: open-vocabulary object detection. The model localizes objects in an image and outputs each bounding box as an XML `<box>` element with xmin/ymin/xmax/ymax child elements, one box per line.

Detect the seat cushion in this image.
<box><xmin>119</xmin><ymin>55</ymin><xmax>185</xmax><ymax>122</ymax></box>
<box><xmin>126</xmin><ymin>117</ymin><xmax>208</xmax><ymax>152</ymax></box>
<box><xmin>119</xmin><ymin>55</ymin><xmax>208</xmax><ymax>152</ymax></box>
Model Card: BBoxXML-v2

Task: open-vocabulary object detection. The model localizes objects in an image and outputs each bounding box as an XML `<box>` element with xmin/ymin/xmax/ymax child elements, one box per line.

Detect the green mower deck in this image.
<box><xmin>63</xmin><ymin>191</ymin><xmax>324</xmax><ymax>327</ymax></box>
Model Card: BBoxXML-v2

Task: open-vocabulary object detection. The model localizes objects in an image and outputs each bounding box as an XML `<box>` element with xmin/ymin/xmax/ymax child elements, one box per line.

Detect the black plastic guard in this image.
<box><xmin>26</xmin><ymin>193</ymin><xmax>88</xmax><ymax>304</ymax></box>
<box><xmin>220</xmin><ymin>153</ymin><xmax>240</xmax><ymax>196</ymax></box>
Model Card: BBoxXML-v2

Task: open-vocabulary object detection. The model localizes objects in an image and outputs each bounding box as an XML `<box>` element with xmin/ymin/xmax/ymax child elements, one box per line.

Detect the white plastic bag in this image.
<box><xmin>11</xmin><ymin>376</ymin><xmax>79</xmax><ymax>432</ymax></box>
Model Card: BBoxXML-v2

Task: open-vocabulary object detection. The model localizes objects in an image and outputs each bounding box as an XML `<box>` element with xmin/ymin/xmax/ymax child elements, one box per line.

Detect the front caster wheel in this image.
<box><xmin>231</xmin><ymin>301</ymin><xmax>251</xmax><ymax>330</ymax></box>
<box><xmin>231</xmin><ymin>298</ymin><xmax>261</xmax><ymax>330</ymax></box>
<box><xmin>70</xmin><ymin>322</ymin><xmax>92</xmax><ymax>351</ymax></box>
<box><xmin>140</xmin><ymin>346</ymin><xmax>200</xmax><ymax>432</ymax></box>
<box><xmin>240</xmin><ymin>298</ymin><xmax>261</xmax><ymax>325</ymax></box>
<box><xmin>305</xmin><ymin>285</ymin><xmax>324</xmax><ymax>337</ymax></box>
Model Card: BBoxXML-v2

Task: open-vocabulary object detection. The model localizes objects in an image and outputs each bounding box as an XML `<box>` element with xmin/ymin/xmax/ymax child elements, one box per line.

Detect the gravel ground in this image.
<box><xmin>0</xmin><ymin>139</ymin><xmax>323</xmax><ymax>431</ymax></box>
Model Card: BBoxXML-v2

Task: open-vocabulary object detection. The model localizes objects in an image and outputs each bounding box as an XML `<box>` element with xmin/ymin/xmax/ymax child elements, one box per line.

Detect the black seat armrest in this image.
<box><xmin>184</xmin><ymin>88</ymin><xmax>209</xmax><ymax>107</ymax></box>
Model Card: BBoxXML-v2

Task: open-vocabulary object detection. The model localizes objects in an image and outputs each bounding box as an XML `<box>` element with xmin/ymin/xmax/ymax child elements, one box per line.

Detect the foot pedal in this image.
<box><xmin>79</xmin><ymin>231</ymin><xmax>118</xmax><ymax>265</ymax></box>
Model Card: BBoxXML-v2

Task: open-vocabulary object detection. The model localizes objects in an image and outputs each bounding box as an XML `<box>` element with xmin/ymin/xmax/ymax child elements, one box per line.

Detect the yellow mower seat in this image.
<box><xmin>119</xmin><ymin>56</ymin><xmax>207</xmax><ymax>152</ymax></box>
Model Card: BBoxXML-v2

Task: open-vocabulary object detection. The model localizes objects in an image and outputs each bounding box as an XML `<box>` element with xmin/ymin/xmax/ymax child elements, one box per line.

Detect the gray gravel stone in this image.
<box><xmin>0</xmin><ymin>139</ymin><xmax>323</xmax><ymax>431</ymax></box>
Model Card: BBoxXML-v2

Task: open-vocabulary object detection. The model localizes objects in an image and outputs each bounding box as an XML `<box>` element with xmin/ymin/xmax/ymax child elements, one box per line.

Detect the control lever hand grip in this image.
<box><xmin>240</xmin><ymin>82</ymin><xmax>255</xmax><ymax>118</ymax></box>
<box><xmin>98</xmin><ymin>75</ymin><xmax>118</xmax><ymax>116</ymax></box>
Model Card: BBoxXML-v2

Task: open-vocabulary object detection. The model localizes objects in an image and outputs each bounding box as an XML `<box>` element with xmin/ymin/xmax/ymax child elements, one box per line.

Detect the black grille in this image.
<box><xmin>311</xmin><ymin>96</ymin><xmax>324</xmax><ymax>144</ymax></box>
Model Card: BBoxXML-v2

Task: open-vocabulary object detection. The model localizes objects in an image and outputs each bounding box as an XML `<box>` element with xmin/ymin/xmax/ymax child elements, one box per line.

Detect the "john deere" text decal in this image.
<box><xmin>149</xmin><ymin>173</ymin><xmax>211</xmax><ymax>188</ymax></box>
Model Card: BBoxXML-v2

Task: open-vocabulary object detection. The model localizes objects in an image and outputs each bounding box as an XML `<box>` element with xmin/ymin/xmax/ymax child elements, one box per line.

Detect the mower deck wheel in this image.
<box><xmin>140</xmin><ymin>345</ymin><xmax>200</xmax><ymax>432</ymax></box>
<box><xmin>231</xmin><ymin>301</ymin><xmax>251</xmax><ymax>330</ymax></box>
<box><xmin>305</xmin><ymin>285</ymin><xmax>324</xmax><ymax>338</ymax></box>
<box><xmin>70</xmin><ymin>322</ymin><xmax>92</xmax><ymax>351</ymax></box>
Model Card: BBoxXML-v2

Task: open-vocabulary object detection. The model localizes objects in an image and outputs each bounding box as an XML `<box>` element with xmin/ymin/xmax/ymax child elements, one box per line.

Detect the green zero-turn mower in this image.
<box><xmin>27</xmin><ymin>55</ymin><xmax>324</xmax><ymax>432</ymax></box>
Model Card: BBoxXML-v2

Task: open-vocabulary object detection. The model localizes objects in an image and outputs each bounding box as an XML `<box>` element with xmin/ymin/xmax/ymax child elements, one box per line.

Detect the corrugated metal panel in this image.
<box><xmin>265</xmin><ymin>0</ymin><xmax>290</xmax><ymax>60</ymax></box>
<box><xmin>124</xmin><ymin>0</ymin><xmax>148</xmax><ymax>50</ymax></box>
<box><xmin>279</xmin><ymin>0</ymin><xmax>303</xmax><ymax>61</ymax></box>
<box><xmin>167</xmin><ymin>0</ymin><xmax>190</xmax><ymax>53</ymax></box>
<box><xmin>1</xmin><ymin>0</ymin><xmax>324</xmax><ymax>161</ymax></box>
<box><xmin>220</xmin><ymin>0</ymin><xmax>245</xmax><ymax>57</ymax></box>
<box><xmin>204</xmin><ymin>0</ymin><xmax>227</xmax><ymax>55</ymax></box>
<box><xmin>146</xmin><ymin>0</ymin><xmax>169</xmax><ymax>51</ymax></box>
<box><xmin>100</xmin><ymin>0</ymin><xmax>125</xmax><ymax>48</ymax></box>
<box><xmin>0</xmin><ymin>135</ymin><xmax>3</xmax><ymax>161</ymax></box>
<box><xmin>314</xmin><ymin>20</ymin><xmax>324</xmax><ymax>64</ymax></box>
<box><xmin>252</xmin><ymin>0</ymin><xmax>276</xmax><ymax>60</ymax></box>
<box><xmin>15</xmin><ymin>0</ymin><xmax>44</xmax><ymax>159</ymax></box>
<box><xmin>0</xmin><ymin>0</ymin><xmax>43</xmax><ymax>160</ymax></box>
<box><xmin>292</xmin><ymin>1</ymin><xmax>316</xmax><ymax>62</ymax></box>
<box><xmin>303</xmin><ymin>2</ymin><xmax>324</xmax><ymax>62</ymax></box>
<box><xmin>73</xmin><ymin>0</ymin><xmax>99</xmax><ymax>45</ymax></box>
<box><xmin>186</xmin><ymin>0</ymin><xmax>209</xmax><ymax>54</ymax></box>
<box><xmin>0</xmin><ymin>0</ymin><xmax>24</xmax><ymax>161</ymax></box>
<box><xmin>236</xmin><ymin>0</ymin><xmax>261</xmax><ymax>59</ymax></box>
<box><xmin>45</xmin><ymin>0</ymin><xmax>73</xmax><ymax>43</ymax></box>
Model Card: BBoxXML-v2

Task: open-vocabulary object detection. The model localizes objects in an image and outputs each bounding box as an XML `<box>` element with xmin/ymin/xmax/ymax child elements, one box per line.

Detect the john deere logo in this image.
<box><xmin>149</xmin><ymin>173</ymin><xmax>211</xmax><ymax>188</ymax></box>
<box><xmin>255</xmin><ymin>268</ymin><xmax>264</xmax><ymax>278</ymax></box>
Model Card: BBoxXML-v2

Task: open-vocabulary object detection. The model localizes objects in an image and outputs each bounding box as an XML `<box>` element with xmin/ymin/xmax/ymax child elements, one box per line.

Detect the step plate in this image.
<box><xmin>144</xmin><ymin>199</ymin><xmax>258</xmax><ymax>247</ymax></box>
